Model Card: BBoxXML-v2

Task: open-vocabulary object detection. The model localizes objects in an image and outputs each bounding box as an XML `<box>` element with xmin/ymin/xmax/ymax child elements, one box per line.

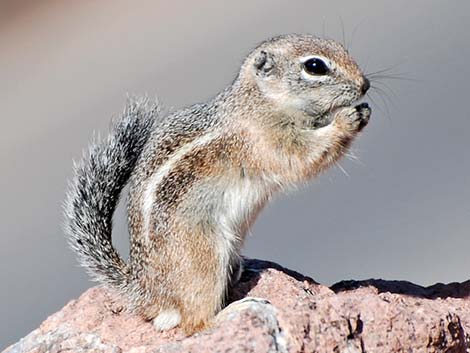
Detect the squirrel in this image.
<box><xmin>64</xmin><ymin>34</ymin><xmax>371</xmax><ymax>334</ymax></box>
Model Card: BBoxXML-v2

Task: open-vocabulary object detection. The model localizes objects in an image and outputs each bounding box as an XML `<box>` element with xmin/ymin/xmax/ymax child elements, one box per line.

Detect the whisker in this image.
<box><xmin>368</xmin><ymin>73</ymin><xmax>420</xmax><ymax>82</ymax></box>
<box><xmin>367</xmin><ymin>91</ymin><xmax>391</xmax><ymax>122</ymax></box>
<box><xmin>362</xmin><ymin>56</ymin><xmax>371</xmax><ymax>75</ymax></box>
<box><xmin>345</xmin><ymin>151</ymin><xmax>359</xmax><ymax>161</ymax></box>
<box><xmin>345</xmin><ymin>151</ymin><xmax>365</xmax><ymax>166</ymax></box>
<box><xmin>339</xmin><ymin>16</ymin><xmax>347</xmax><ymax>51</ymax></box>
<box><xmin>371</xmin><ymin>84</ymin><xmax>396</xmax><ymax>110</ymax></box>
<box><xmin>369</xmin><ymin>87</ymin><xmax>393</xmax><ymax>121</ymax></box>
<box><xmin>365</xmin><ymin>62</ymin><xmax>405</xmax><ymax>77</ymax></box>
<box><xmin>370</xmin><ymin>79</ymin><xmax>398</xmax><ymax>100</ymax></box>
<box><xmin>336</xmin><ymin>161</ymin><xmax>350</xmax><ymax>177</ymax></box>
<box><xmin>348</xmin><ymin>18</ymin><xmax>367</xmax><ymax>52</ymax></box>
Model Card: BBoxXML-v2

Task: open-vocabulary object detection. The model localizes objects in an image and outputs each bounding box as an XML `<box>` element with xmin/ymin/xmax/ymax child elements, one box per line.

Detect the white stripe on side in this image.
<box><xmin>142</xmin><ymin>131</ymin><xmax>220</xmax><ymax>240</ymax></box>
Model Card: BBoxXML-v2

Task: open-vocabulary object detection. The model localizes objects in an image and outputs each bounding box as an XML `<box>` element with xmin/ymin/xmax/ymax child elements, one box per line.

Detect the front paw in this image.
<box><xmin>354</xmin><ymin>103</ymin><xmax>371</xmax><ymax>131</ymax></box>
<box><xmin>335</xmin><ymin>103</ymin><xmax>371</xmax><ymax>132</ymax></box>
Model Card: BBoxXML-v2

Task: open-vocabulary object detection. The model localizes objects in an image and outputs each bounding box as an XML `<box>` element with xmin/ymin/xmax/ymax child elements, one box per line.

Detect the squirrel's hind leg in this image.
<box><xmin>143</xmin><ymin>226</ymin><xmax>226</xmax><ymax>335</ymax></box>
<box><xmin>176</xmin><ymin>238</ymin><xmax>226</xmax><ymax>335</ymax></box>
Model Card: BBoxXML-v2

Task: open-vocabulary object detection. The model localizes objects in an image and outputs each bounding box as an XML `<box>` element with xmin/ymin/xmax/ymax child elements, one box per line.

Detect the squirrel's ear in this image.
<box><xmin>253</xmin><ymin>50</ymin><xmax>275</xmax><ymax>76</ymax></box>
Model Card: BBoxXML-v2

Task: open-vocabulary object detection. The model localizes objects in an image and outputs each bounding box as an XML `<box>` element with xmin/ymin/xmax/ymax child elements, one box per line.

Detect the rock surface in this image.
<box><xmin>3</xmin><ymin>259</ymin><xmax>470</xmax><ymax>353</ymax></box>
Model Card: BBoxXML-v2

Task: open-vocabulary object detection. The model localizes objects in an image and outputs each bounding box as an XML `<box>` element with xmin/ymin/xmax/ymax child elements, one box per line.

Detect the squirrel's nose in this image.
<box><xmin>361</xmin><ymin>77</ymin><xmax>370</xmax><ymax>95</ymax></box>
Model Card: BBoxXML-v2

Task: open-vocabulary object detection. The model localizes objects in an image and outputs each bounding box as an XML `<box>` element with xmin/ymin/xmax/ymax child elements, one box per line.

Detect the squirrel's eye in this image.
<box><xmin>303</xmin><ymin>57</ymin><xmax>330</xmax><ymax>75</ymax></box>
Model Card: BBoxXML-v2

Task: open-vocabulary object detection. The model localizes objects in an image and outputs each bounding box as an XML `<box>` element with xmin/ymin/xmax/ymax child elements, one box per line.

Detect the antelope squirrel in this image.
<box><xmin>65</xmin><ymin>34</ymin><xmax>371</xmax><ymax>334</ymax></box>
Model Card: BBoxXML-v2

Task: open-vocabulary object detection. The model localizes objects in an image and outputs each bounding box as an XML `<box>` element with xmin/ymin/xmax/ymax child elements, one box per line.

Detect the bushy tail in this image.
<box><xmin>64</xmin><ymin>97</ymin><xmax>158</xmax><ymax>290</ymax></box>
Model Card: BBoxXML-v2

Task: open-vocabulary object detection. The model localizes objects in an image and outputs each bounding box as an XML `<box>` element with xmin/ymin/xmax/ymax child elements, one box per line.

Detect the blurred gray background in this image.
<box><xmin>1</xmin><ymin>0</ymin><xmax>469</xmax><ymax>348</ymax></box>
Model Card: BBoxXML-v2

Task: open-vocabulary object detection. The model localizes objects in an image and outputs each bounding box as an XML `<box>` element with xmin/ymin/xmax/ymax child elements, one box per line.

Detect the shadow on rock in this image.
<box><xmin>227</xmin><ymin>258</ymin><xmax>318</xmax><ymax>304</ymax></box>
<box><xmin>331</xmin><ymin>278</ymin><xmax>470</xmax><ymax>299</ymax></box>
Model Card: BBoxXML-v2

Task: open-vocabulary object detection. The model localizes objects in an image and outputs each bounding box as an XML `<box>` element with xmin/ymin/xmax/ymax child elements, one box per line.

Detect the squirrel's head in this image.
<box><xmin>240</xmin><ymin>34</ymin><xmax>369</xmax><ymax>119</ymax></box>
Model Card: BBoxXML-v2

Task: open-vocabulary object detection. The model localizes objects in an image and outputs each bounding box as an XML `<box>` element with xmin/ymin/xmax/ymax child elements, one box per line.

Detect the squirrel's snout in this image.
<box><xmin>361</xmin><ymin>77</ymin><xmax>370</xmax><ymax>95</ymax></box>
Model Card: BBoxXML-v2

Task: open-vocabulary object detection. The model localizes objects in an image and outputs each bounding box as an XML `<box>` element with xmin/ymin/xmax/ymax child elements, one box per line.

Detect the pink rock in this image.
<box><xmin>4</xmin><ymin>259</ymin><xmax>470</xmax><ymax>353</ymax></box>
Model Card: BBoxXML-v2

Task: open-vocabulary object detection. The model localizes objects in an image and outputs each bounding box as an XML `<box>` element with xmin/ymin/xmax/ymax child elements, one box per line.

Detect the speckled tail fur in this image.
<box><xmin>64</xmin><ymin>98</ymin><xmax>158</xmax><ymax>291</ymax></box>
